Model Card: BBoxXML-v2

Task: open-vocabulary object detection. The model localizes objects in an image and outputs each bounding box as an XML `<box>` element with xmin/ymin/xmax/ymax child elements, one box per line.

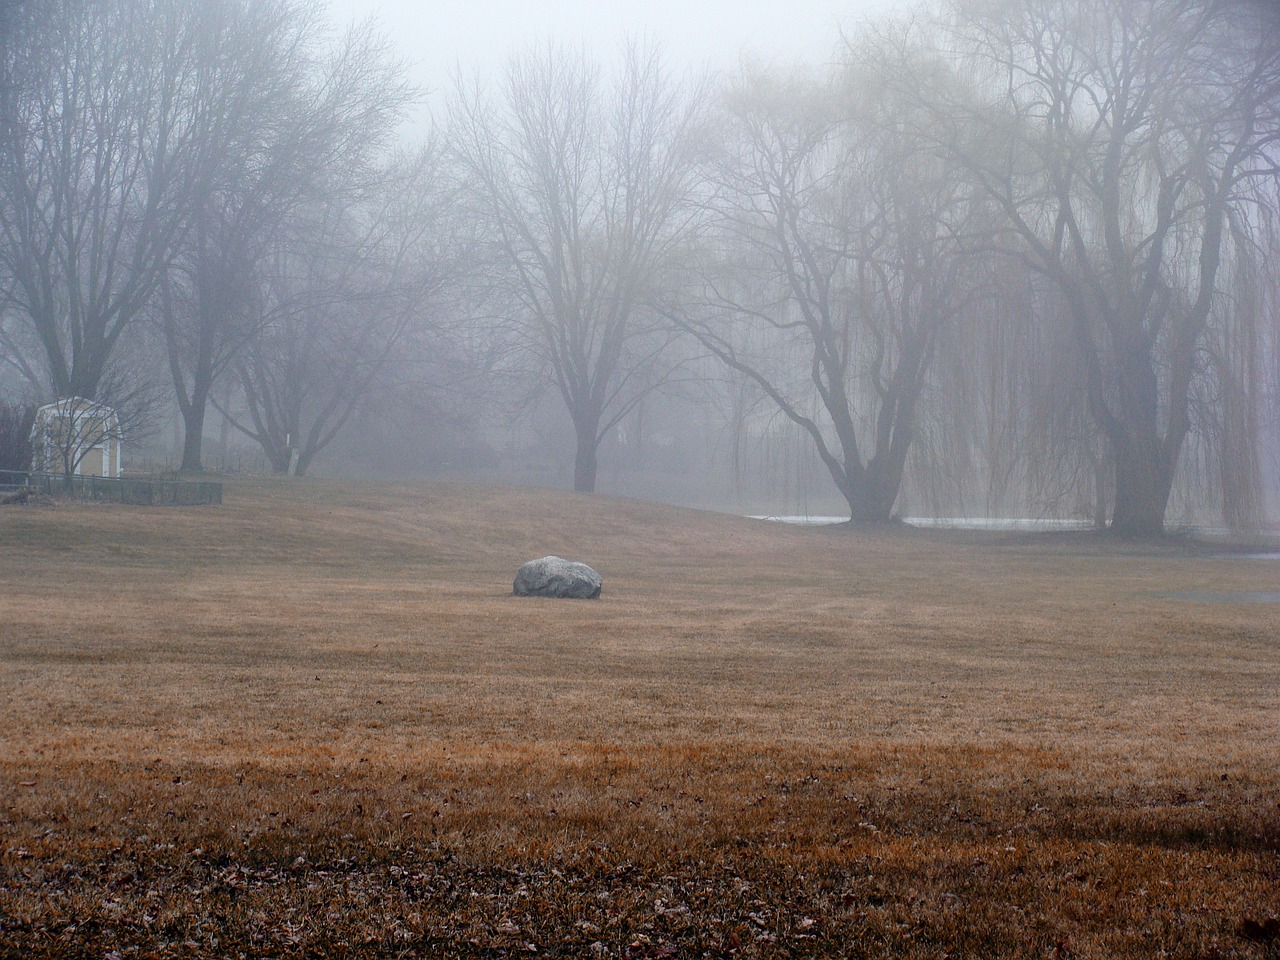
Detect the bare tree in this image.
<box><xmin>219</xmin><ymin>148</ymin><xmax>451</xmax><ymax>476</ymax></box>
<box><xmin>675</xmin><ymin>65</ymin><xmax>987</xmax><ymax>523</ymax></box>
<box><xmin>911</xmin><ymin>0</ymin><xmax>1280</xmax><ymax>534</ymax></box>
<box><xmin>0</xmin><ymin>0</ymin><xmax>30</xmax><ymax>168</ymax></box>
<box><xmin>450</xmin><ymin>43</ymin><xmax>706</xmax><ymax>493</ymax></box>
<box><xmin>157</xmin><ymin>6</ymin><xmax>415</xmax><ymax>473</ymax></box>
<box><xmin>0</xmin><ymin>0</ymin><xmax>24</xmax><ymax>163</ymax></box>
<box><xmin>1261</xmin><ymin>208</ymin><xmax>1280</xmax><ymax>520</ymax></box>
<box><xmin>0</xmin><ymin>0</ymin><xmax>226</xmax><ymax>403</ymax></box>
<box><xmin>0</xmin><ymin>0</ymin><xmax>47</xmax><ymax>392</ymax></box>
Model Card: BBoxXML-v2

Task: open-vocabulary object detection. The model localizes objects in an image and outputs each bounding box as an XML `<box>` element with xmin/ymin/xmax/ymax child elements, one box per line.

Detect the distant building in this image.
<box><xmin>29</xmin><ymin>398</ymin><xmax>123</xmax><ymax>477</ymax></box>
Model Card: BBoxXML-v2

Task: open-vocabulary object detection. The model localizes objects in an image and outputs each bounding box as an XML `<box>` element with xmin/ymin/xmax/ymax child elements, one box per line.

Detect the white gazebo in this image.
<box><xmin>29</xmin><ymin>397</ymin><xmax>123</xmax><ymax>477</ymax></box>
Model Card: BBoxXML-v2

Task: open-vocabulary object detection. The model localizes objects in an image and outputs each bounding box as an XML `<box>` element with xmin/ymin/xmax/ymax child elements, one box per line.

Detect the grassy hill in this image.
<box><xmin>1</xmin><ymin>479</ymin><xmax>1277</xmax><ymax>958</ymax></box>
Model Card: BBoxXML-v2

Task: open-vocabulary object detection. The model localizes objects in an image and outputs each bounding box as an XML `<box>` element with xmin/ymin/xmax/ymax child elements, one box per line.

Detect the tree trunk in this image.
<box><xmin>179</xmin><ymin>417</ymin><xmax>204</xmax><ymax>473</ymax></box>
<box><xmin>1093</xmin><ymin>457</ymin><xmax>1109</xmax><ymax>531</ymax></box>
<box><xmin>1109</xmin><ymin>435</ymin><xmax>1172</xmax><ymax>537</ymax></box>
<box><xmin>270</xmin><ymin>447</ymin><xmax>291</xmax><ymax>475</ymax></box>
<box><xmin>177</xmin><ymin>283</ymin><xmax>218</xmax><ymax>474</ymax></box>
<box><xmin>842</xmin><ymin>476</ymin><xmax>898</xmax><ymax>524</ymax></box>
<box><xmin>1105</xmin><ymin>347</ymin><xmax>1175</xmax><ymax>536</ymax></box>
<box><xmin>837</xmin><ymin>450</ymin><xmax>905</xmax><ymax>524</ymax></box>
<box><xmin>569</xmin><ymin>407</ymin><xmax>601</xmax><ymax>493</ymax></box>
<box><xmin>179</xmin><ymin>400</ymin><xmax>207</xmax><ymax>473</ymax></box>
<box><xmin>573</xmin><ymin>436</ymin><xmax>598</xmax><ymax>493</ymax></box>
<box><xmin>216</xmin><ymin>409</ymin><xmax>229</xmax><ymax>472</ymax></box>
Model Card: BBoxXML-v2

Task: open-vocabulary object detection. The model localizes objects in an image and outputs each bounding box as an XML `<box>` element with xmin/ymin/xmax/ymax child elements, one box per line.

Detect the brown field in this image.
<box><xmin>1</xmin><ymin>479</ymin><xmax>1278</xmax><ymax>959</ymax></box>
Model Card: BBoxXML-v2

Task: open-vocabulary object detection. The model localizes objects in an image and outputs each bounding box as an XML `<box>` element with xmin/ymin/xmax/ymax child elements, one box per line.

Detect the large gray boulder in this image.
<box><xmin>513</xmin><ymin>556</ymin><xmax>603</xmax><ymax>599</ymax></box>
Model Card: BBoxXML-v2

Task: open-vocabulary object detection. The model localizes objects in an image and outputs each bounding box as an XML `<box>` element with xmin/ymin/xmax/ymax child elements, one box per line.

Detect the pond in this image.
<box><xmin>749</xmin><ymin>515</ymin><xmax>1094</xmax><ymax>531</ymax></box>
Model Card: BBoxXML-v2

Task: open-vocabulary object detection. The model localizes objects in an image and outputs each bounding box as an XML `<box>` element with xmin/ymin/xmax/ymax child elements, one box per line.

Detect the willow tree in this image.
<box><xmin>451</xmin><ymin>43</ymin><xmax>705</xmax><ymax>493</ymax></box>
<box><xmin>917</xmin><ymin>0</ymin><xmax>1280</xmax><ymax>535</ymax></box>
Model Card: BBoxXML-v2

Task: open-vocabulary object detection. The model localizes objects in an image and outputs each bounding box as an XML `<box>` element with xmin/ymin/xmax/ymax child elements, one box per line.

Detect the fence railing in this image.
<box><xmin>0</xmin><ymin>470</ymin><xmax>221</xmax><ymax>505</ymax></box>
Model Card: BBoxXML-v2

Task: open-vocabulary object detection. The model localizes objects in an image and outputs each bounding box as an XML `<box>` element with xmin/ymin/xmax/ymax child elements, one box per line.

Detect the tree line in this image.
<box><xmin>1</xmin><ymin>0</ymin><xmax>1277</xmax><ymax>536</ymax></box>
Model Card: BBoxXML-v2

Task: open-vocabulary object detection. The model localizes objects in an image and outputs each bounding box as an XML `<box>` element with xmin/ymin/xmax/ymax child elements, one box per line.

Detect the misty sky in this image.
<box><xmin>324</xmin><ymin>0</ymin><xmax>894</xmax><ymax>109</ymax></box>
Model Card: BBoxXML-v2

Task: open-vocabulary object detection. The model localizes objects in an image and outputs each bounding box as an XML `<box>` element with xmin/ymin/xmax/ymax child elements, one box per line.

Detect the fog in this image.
<box><xmin>322</xmin><ymin>0</ymin><xmax>896</xmax><ymax>103</ymax></box>
<box><xmin>1</xmin><ymin>0</ymin><xmax>1278</xmax><ymax>536</ymax></box>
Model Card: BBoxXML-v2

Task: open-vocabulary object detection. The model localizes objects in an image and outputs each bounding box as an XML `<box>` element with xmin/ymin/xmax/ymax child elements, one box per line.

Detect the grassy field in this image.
<box><xmin>1</xmin><ymin>478</ymin><xmax>1277</xmax><ymax>959</ymax></box>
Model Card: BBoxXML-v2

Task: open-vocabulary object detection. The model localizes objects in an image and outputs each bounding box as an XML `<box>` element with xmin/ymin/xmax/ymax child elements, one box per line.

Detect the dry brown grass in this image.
<box><xmin>1</xmin><ymin>478</ymin><xmax>1277</xmax><ymax>958</ymax></box>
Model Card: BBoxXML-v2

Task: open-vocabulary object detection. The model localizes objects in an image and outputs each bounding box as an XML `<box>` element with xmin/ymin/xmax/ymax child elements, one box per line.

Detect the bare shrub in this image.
<box><xmin>0</xmin><ymin>398</ymin><xmax>34</xmax><ymax>472</ymax></box>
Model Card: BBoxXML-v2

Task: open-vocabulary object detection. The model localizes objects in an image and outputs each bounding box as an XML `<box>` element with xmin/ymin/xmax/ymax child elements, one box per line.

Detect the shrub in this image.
<box><xmin>0</xmin><ymin>399</ymin><xmax>36</xmax><ymax>472</ymax></box>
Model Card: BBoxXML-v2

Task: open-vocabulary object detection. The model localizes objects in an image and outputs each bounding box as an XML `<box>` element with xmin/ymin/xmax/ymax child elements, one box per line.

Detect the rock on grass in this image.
<box><xmin>513</xmin><ymin>556</ymin><xmax>603</xmax><ymax>599</ymax></box>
